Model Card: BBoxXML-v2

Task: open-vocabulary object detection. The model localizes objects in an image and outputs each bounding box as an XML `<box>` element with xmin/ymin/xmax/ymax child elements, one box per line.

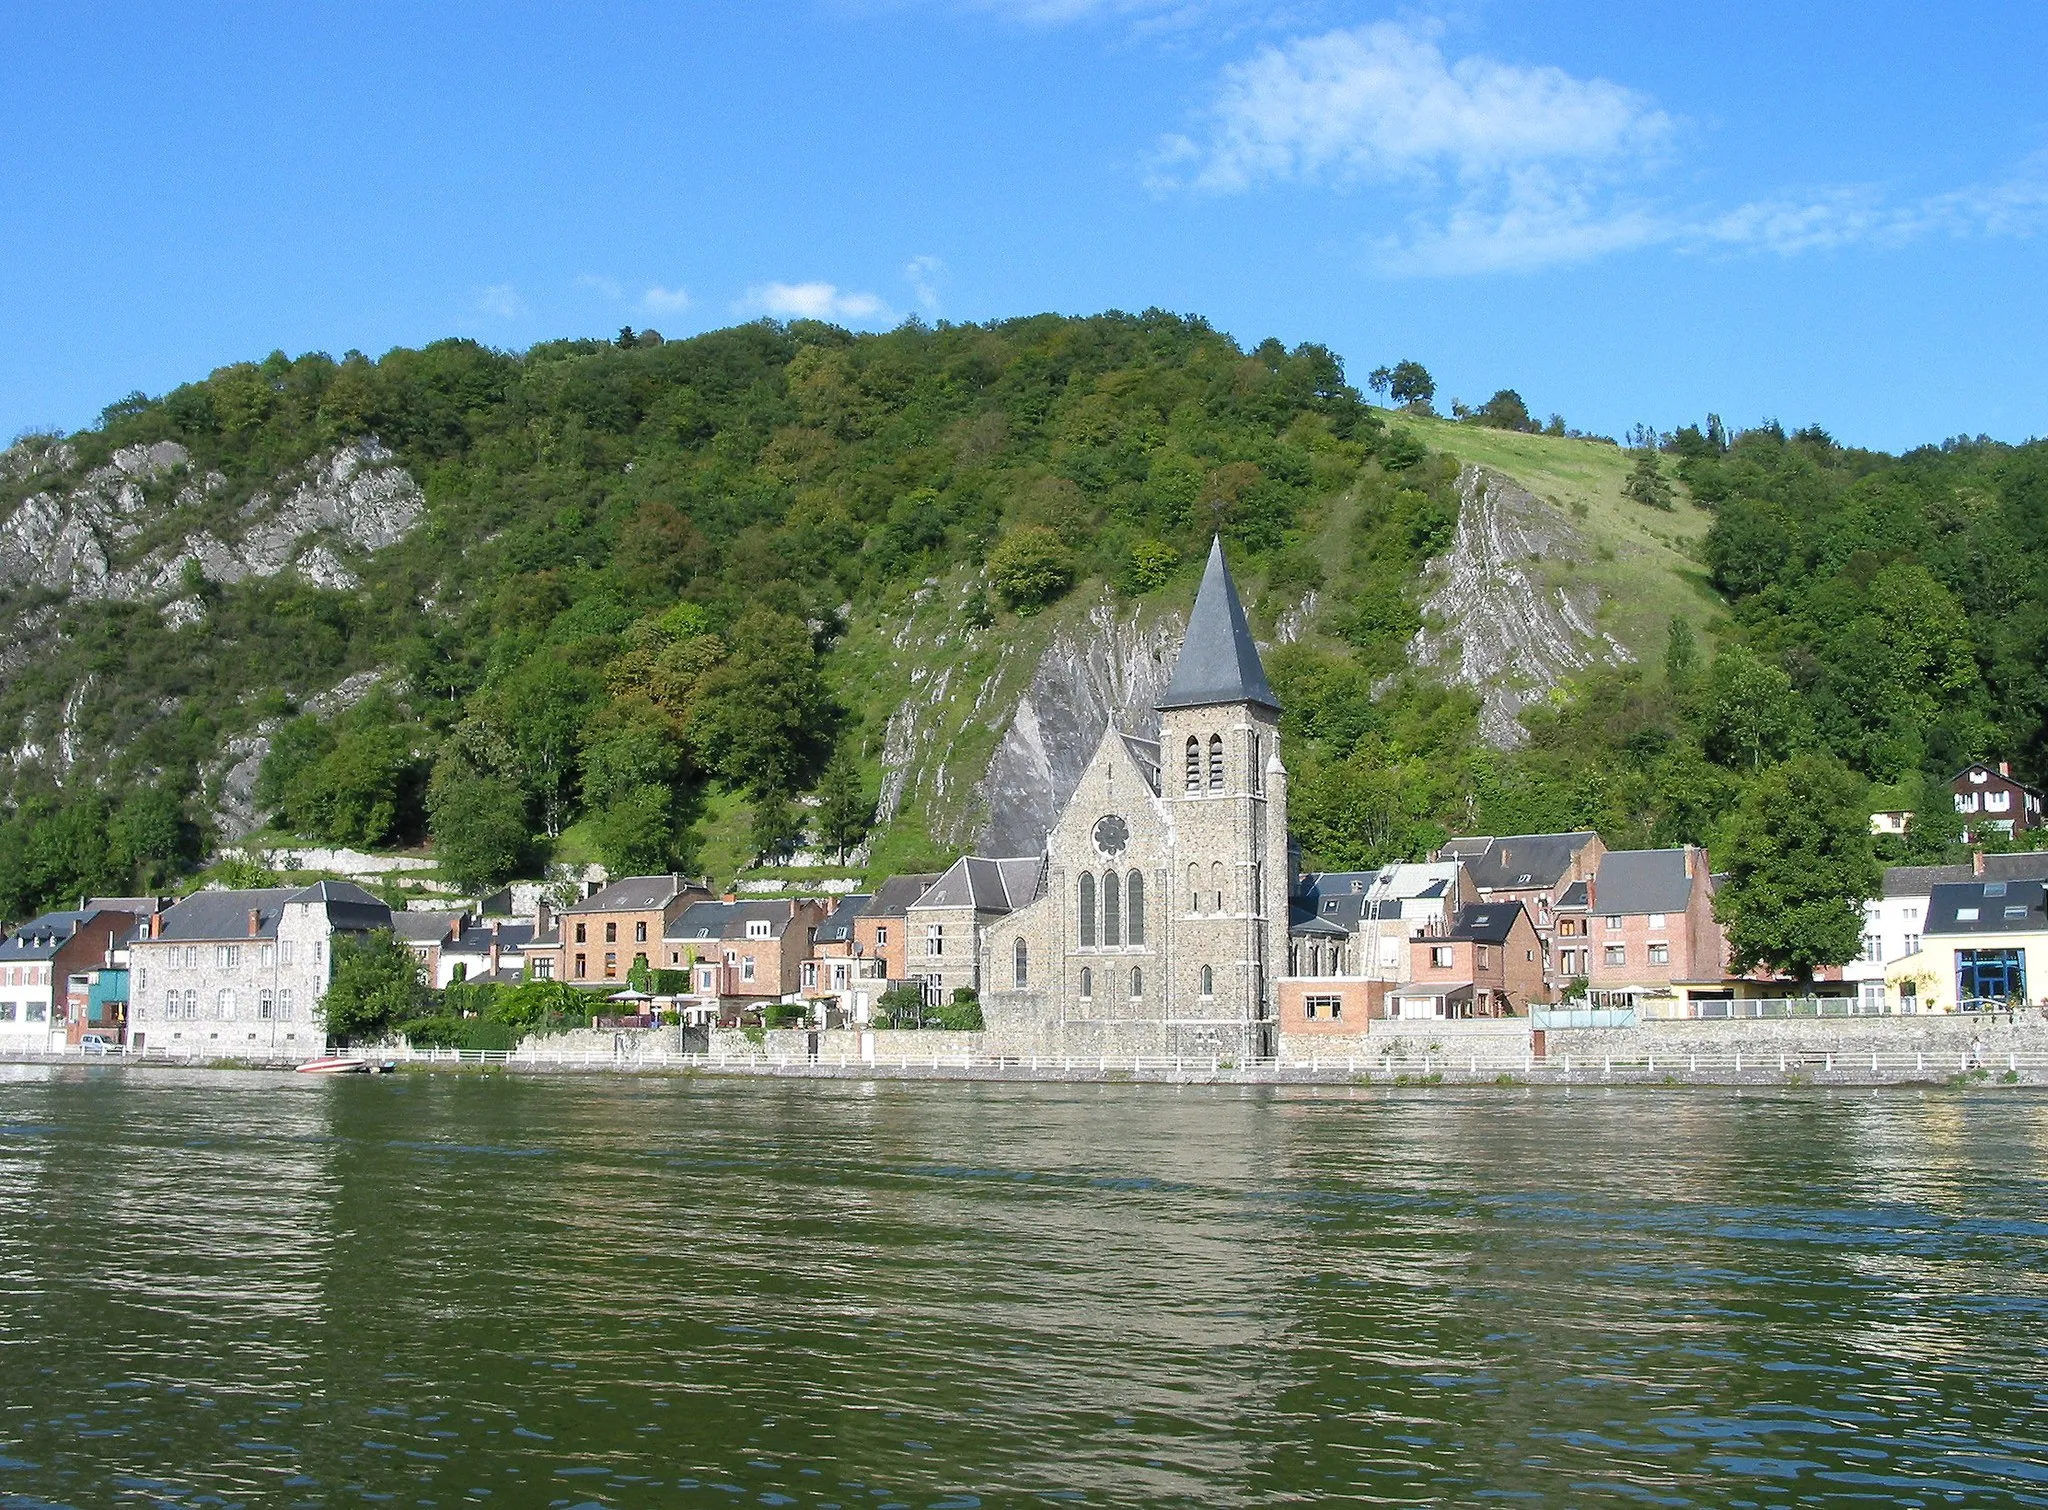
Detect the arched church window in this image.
<box><xmin>1014</xmin><ymin>937</ymin><xmax>1029</xmax><ymax>988</ymax></box>
<box><xmin>1185</xmin><ymin>737</ymin><xmax>1201</xmax><ymax>792</ymax></box>
<box><xmin>1211</xmin><ymin>860</ymin><xmax>1225</xmax><ymax>912</ymax></box>
<box><xmin>1250</xmin><ymin>731</ymin><xmax>1263</xmax><ymax>793</ymax></box>
<box><xmin>1208</xmin><ymin>734</ymin><xmax>1224</xmax><ymax>790</ymax></box>
<box><xmin>1102</xmin><ymin>870</ymin><xmax>1121</xmax><ymax>946</ymax></box>
<box><xmin>1079</xmin><ymin>966</ymin><xmax>1093</xmax><ymax>999</ymax></box>
<box><xmin>1078</xmin><ymin>871</ymin><xmax>1096</xmax><ymax>947</ymax></box>
<box><xmin>1200</xmin><ymin>965</ymin><xmax>1213</xmax><ymax>997</ymax></box>
<box><xmin>1127</xmin><ymin>871</ymin><xmax>1145</xmax><ymax>945</ymax></box>
<box><xmin>1188</xmin><ymin>863</ymin><xmax>1200</xmax><ymax>912</ymax></box>
<box><xmin>1129</xmin><ymin>967</ymin><xmax>1143</xmax><ymax>999</ymax></box>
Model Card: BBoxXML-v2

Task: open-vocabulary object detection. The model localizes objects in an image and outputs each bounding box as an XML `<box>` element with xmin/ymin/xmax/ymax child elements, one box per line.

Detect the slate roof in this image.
<box><xmin>1291</xmin><ymin>866</ymin><xmax>1457</xmax><ymax>934</ymax></box>
<box><xmin>1440</xmin><ymin>833</ymin><xmax>1598</xmax><ymax>891</ymax></box>
<box><xmin>1557</xmin><ymin>880</ymin><xmax>1590</xmax><ymax>909</ymax></box>
<box><xmin>866</xmin><ymin>874</ymin><xmax>940</xmax><ymax>920</ymax></box>
<box><xmin>1885</xmin><ymin>854</ymin><xmax>2048</xmax><ymax>898</ymax></box>
<box><xmin>1591</xmin><ymin>849</ymin><xmax>1697</xmax><ymax>917</ymax></box>
<box><xmin>665</xmin><ymin>899</ymin><xmax>805</xmax><ymax>943</ymax></box>
<box><xmin>0</xmin><ymin>910</ymin><xmax>102</xmax><ymax>961</ymax></box>
<box><xmin>1443</xmin><ymin>901</ymin><xmax>1528</xmax><ymax>944</ymax></box>
<box><xmin>814</xmin><ymin>895</ymin><xmax>872</xmax><ymax>945</ymax></box>
<box><xmin>1288</xmin><ymin>904</ymin><xmax>1351</xmax><ymax>938</ymax></box>
<box><xmin>449</xmin><ymin>919</ymin><xmax>536</xmax><ymax>954</ymax></box>
<box><xmin>564</xmin><ymin>875</ymin><xmax>705</xmax><ymax>914</ymax></box>
<box><xmin>1156</xmin><ymin>537</ymin><xmax>1280</xmax><ymax>714</ymax></box>
<box><xmin>911</xmin><ymin>856</ymin><xmax>1044</xmax><ymax>914</ymax></box>
<box><xmin>1924</xmin><ymin>879</ymin><xmax>2048</xmax><ymax>935</ymax></box>
<box><xmin>150</xmin><ymin>882</ymin><xmax>390</xmax><ymax>942</ymax></box>
<box><xmin>392</xmin><ymin>911</ymin><xmax>464</xmax><ymax>945</ymax></box>
<box><xmin>1121</xmin><ymin>735</ymin><xmax>1163</xmax><ymax>796</ymax></box>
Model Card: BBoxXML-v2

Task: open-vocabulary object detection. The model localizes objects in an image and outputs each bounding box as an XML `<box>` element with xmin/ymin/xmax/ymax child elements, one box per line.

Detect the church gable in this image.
<box><xmin>1046</xmin><ymin>721</ymin><xmax>1173</xmax><ymax>862</ymax></box>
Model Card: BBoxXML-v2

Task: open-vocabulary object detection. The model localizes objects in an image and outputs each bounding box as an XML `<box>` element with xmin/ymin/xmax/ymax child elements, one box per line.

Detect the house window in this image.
<box><xmin>280</xmin><ymin>941</ymin><xmax>294</xmax><ymax>966</ymax></box>
<box><xmin>575</xmin><ymin>923</ymin><xmax>588</xmax><ymax>944</ymax></box>
<box><xmin>217</xmin><ymin>989</ymin><xmax>235</xmax><ymax>1018</ymax></box>
<box><xmin>534</xmin><ymin>958</ymin><xmax>554</xmax><ymax>981</ymax></box>
<box><xmin>279</xmin><ymin>989</ymin><xmax>293</xmax><ymax>1020</ymax></box>
<box><xmin>1988</xmin><ymin>790</ymin><xmax>2012</xmax><ymax>812</ymax></box>
<box><xmin>1431</xmin><ymin>946</ymin><xmax>1453</xmax><ymax>968</ymax></box>
<box><xmin>1079</xmin><ymin>871</ymin><xmax>1096</xmax><ymax>946</ymax></box>
<box><xmin>802</xmin><ymin>962</ymin><xmax>818</xmax><ymax>989</ymax></box>
<box><xmin>1604</xmin><ymin>945</ymin><xmax>1626</xmax><ymax>966</ymax></box>
<box><xmin>926</xmin><ymin>924</ymin><xmax>943</xmax><ymax>957</ymax></box>
<box><xmin>1559</xmin><ymin>949</ymin><xmax>1576</xmax><ymax>974</ymax></box>
<box><xmin>1648</xmin><ymin>943</ymin><xmax>1670</xmax><ymax>966</ymax></box>
<box><xmin>574</xmin><ymin>954</ymin><xmax>588</xmax><ymax>979</ymax></box>
<box><xmin>742</xmin><ymin>956</ymin><xmax>756</xmax><ymax>982</ymax></box>
<box><xmin>1127</xmin><ymin>872</ymin><xmax>1146</xmax><ymax>946</ymax></box>
<box><xmin>1079</xmin><ymin>967</ymin><xmax>1093</xmax><ymax>999</ymax></box>
<box><xmin>1200</xmin><ymin>965</ymin><xmax>1213</xmax><ymax>997</ymax></box>
<box><xmin>1957</xmin><ymin>948</ymin><xmax>2026</xmax><ymax>1003</ymax></box>
<box><xmin>605</xmin><ymin>922</ymin><xmax>617</xmax><ymax>943</ymax></box>
<box><xmin>1647</xmin><ymin>913</ymin><xmax>1667</xmax><ymax>928</ymax></box>
<box><xmin>635</xmin><ymin>921</ymin><xmax>647</xmax><ymax>943</ymax></box>
<box><xmin>259</xmin><ymin>944</ymin><xmax>275</xmax><ymax>969</ymax></box>
<box><xmin>875</xmin><ymin>926</ymin><xmax>888</xmax><ymax>946</ymax></box>
<box><xmin>1904</xmin><ymin>933</ymin><xmax>1921</xmax><ymax>955</ymax></box>
<box><xmin>1305</xmin><ymin>994</ymin><xmax>1342</xmax><ymax>1021</ymax></box>
<box><xmin>1129</xmin><ymin>967</ymin><xmax>1143</xmax><ymax>999</ymax></box>
<box><xmin>259</xmin><ymin>990</ymin><xmax>274</xmax><ymax>1020</ymax></box>
<box><xmin>1103</xmin><ymin>870</ymin><xmax>1121</xmax><ymax>946</ymax></box>
<box><xmin>1184</xmin><ymin>737</ymin><xmax>1201</xmax><ymax>792</ymax></box>
<box><xmin>1014</xmin><ymin>938</ymin><xmax>1029</xmax><ymax>988</ymax></box>
<box><xmin>1862</xmin><ymin>934</ymin><xmax>1883</xmax><ymax>963</ymax></box>
<box><xmin>1208</xmin><ymin>734</ymin><xmax>1224</xmax><ymax>790</ymax></box>
<box><xmin>1476</xmin><ymin>945</ymin><xmax>1490</xmax><ymax>969</ymax></box>
<box><xmin>216</xmin><ymin>945</ymin><xmax>242</xmax><ymax>969</ymax></box>
<box><xmin>1604</xmin><ymin>915</ymin><xmax>1623</xmax><ymax>930</ymax></box>
<box><xmin>747</xmin><ymin>920</ymin><xmax>772</xmax><ymax>940</ymax></box>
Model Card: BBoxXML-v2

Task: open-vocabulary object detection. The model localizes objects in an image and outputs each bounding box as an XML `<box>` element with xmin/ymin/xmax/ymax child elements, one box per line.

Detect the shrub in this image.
<box><xmin>986</xmin><ymin>527</ymin><xmax>1075</xmax><ymax>615</ymax></box>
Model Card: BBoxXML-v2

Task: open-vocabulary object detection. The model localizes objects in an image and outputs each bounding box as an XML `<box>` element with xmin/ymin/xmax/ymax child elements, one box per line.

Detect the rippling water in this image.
<box><xmin>2</xmin><ymin>1069</ymin><xmax>2046</xmax><ymax>1507</ymax></box>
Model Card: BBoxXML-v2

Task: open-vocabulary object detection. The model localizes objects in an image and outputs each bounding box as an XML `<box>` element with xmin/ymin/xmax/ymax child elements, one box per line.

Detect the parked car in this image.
<box><xmin>78</xmin><ymin>1034</ymin><xmax>119</xmax><ymax>1055</ymax></box>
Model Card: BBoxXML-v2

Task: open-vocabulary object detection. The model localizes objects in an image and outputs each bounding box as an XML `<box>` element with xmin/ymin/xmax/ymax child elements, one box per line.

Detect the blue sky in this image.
<box><xmin>3</xmin><ymin>1</ymin><xmax>2044</xmax><ymax>451</ymax></box>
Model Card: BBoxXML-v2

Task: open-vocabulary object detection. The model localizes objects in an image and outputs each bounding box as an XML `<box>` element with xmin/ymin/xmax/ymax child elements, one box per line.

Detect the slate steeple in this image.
<box><xmin>1156</xmin><ymin>536</ymin><xmax>1280</xmax><ymax>714</ymax></box>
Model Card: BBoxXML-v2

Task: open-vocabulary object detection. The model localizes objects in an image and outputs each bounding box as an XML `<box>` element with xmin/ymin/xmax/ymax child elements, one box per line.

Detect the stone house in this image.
<box><xmin>979</xmin><ymin>538</ymin><xmax>1290</xmax><ymax>1060</ymax></box>
<box><xmin>666</xmin><ymin>897</ymin><xmax>830</xmax><ymax>1011</ymax></box>
<box><xmin>1952</xmin><ymin>761</ymin><xmax>2043</xmax><ymax>842</ymax></box>
<box><xmin>127</xmin><ymin>881</ymin><xmax>391</xmax><ymax>1059</ymax></box>
<box><xmin>535</xmin><ymin>874</ymin><xmax>712</xmax><ymax>987</ymax></box>
<box><xmin>1550</xmin><ymin>846</ymin><xmax>1723</xmax><ymax>1013</ymax></box>
<box><xmin>1435</xmin><ymin>831</ymin><xmax>1605</xmax><ymax>940</ymax></box>
<box><xmin>852</xmin><ymin>874</ymin><xmax>939</xmax><ymax>984</ymax></box>
<box><xmin>0</xmin><ymin>906</ymin><xmax>148</xmax><ymax>1053</ymax></box>
<box><xmin>905</xmin><ymin>856</ymin><xmax>1045</xmax><ymax>1005</ymax></box>
<box><xmin>1389</xmin><ymin>901</ymin><xmax>1546</xmax><ymax>1019</ymax></box>
<box><xmin>1886</xmin><ymin>878</ymin><xmax>2048</xmax><ymax>1012</ymax></box>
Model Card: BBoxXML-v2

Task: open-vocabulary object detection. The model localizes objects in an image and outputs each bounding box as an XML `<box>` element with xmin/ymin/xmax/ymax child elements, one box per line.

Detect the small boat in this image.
<box><xmin>295</xmin><ymin>1056</ymin><xmax>370</xmax><ymax>1075</ymax></box>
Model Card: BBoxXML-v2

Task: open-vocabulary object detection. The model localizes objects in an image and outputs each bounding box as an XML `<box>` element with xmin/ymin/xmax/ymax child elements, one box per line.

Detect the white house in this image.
<box><xmin>1845</xmin><ymin>854</ymin><xmax>2048</xmax><ymax>1011</ymax></box>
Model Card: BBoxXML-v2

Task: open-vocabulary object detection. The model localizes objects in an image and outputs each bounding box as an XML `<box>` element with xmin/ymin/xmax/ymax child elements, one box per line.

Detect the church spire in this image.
<box><xmin>1156</xmin><ymin>536</ymin><xmax>1280</xmax><ymax>714</ymax></box>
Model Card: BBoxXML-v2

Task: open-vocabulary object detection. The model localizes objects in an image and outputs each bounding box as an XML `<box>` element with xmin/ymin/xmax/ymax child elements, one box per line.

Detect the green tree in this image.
<box><xmin>1369</xmin><ymin>360</ymin><xmax>1435</xmax><ymax>410</ymax></box>
<box><xmin>1664</xmin><ymin>617</ymin><xmax>1699</xmax><ymax>692</ymax></box>
<box><xmin>110</xmin><ymin>786</ymin><xmax>193</xmax><ymax>890</ymax></box>
<box><xmin>495</xmin><ymin>653</ymin><xmax>602</xmax><ymax>837</ymax></box>
<box><xmin>591</xmin><ymin>783</ymin><xmax>687</xmax><ymax>875</ymax></box>
<box><xmin>1699</xmin><ymin>646</ymin><xmax>1807</xmax><ymax>770</ymax></box>
<box><xmin>1622</xmin><ymin>452</ymin><xmax>1675</xmax><ymax>510</ymax></box>
<box><xmin>323</xmin><ymin>929</ymin><xmax>432</xmax><ymax>1043</ymax></box>
<box><xmin>427</xmin><ymin>764</ymin><xmax>532</xmax><ymax>893</ymax></box>
<box><xmin>986</xmin><ymin>526</ymin><xmax>1075</xmax><ymax>615</ymax></box>
<box><xmin>814</xmin><ymin>745</ymin><xmax>873</xmax><ymax>862</ymax></box>
<box><xmin>749</xmin><ymin>785</ymin><xmax>804</xmax><ymax>863</ymax></box>
<box><xmin>1714</xmin><ymin>754</ymin><xmax>1882</xmax><ymax>985</ymax></box>
<box><xmin>1469</xmin><ymin>389</ymin><xmax>1535</xmax><ymax>431</ymax></box>
<box><xmin>684</xmin><ymin>607</ymin><xmax>830</xmax><ymax>792</ymax></box>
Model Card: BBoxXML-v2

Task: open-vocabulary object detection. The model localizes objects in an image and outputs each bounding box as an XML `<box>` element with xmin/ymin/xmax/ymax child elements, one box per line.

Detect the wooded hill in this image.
<box><xmin>0</xmin><ymin>311</ymin><xmax>2042</xmax><ymax>922</ymax></box>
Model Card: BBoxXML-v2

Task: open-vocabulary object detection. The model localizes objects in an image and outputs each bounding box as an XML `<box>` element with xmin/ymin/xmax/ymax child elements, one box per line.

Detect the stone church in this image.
<box><xmin>978</xmin><ymin>538</ymin><xmax>1290</xmax><ymax>1060</ymax></box>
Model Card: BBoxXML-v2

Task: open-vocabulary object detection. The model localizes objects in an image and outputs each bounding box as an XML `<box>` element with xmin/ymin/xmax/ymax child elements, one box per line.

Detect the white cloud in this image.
<box><xmin>576</xmin><ymin>274</ymin><xmax>624</xmax><ymax>300</ymax></box>
<box><xmin>905</xmin><ymin>255</ymin><xmax>944</xmax><ymax>313</ymax></box>
<box><xmin>476</xmin><ymin>283</ymin><xmax>524</xmax><ymax>319</ymax></box>
<box><xmin>745</xmin><ymin>281</ymin><xmax>889</xmax><ymax>322</ymax></box>
<box><xmin>640</xmin><ymin>285</ymin><xmax>692</xmax><ymax>314</ymax></box>
<box><xmin>1165</xmin><ymin>22</ymin><xmax>1669</xmax><ymax>195</ymax></box>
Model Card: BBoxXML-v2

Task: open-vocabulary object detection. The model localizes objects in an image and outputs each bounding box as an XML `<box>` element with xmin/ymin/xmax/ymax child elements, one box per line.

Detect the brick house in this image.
<box><xmin>799</xmin><ymin>895</ymin><xmax>892</xmax><ymax>1024</ymax></box>
<box><xmin>534</xmin><ymin>874</ymin><xmax>712</xmax><ymax>987</ymax></box>
<box><xmin>1551</xmin><ymin>846</ymin><xmax>1723</xmax><ymax>1011</ymax></box>
<box><xmin>666</xmin><ymin>897</ymin><xmax>829</xmax><ymax>1012</ymax></box>
<box><xmin>1389</xmin><ymin>901</ymin><xmax>1547</xmax><ymax>1019</ymax></box>
<box><xmin>1952</xmin><ymin>761</ymin><xmax>2044</xmax><ymax>841</ymax></box>
<box><xmin>0</xmin><ymin>906</ymin><xmax>148</xmax><ymax>1053</ymax></box>
<box><xmin>1435</xmin><ymin>832</ymin><xmax>1605</xmax><ymax>940</ymax></box>
<box><xmin>852</xmin><ymin>873</ymin><xmax>939</xmax><ymax>985</ymax></box>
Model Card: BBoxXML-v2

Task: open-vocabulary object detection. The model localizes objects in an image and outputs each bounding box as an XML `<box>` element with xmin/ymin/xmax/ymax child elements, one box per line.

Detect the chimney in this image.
<box><xmin>149</xmin><ymin>911</ymin><xmax>163</xmax><ymax>940</ymax></box>
<box><xmin>247</xmin><ymin>908</ymin><xmax>261</xmax><ymax>937</ymax></box>
<box><xmin>489</xmin><ymin>939</ymin><xmax>501</xmax><ymax>976</ymax></box>
<box><xmin>723</xmin><ymin>892</ymin><xmax>737</xmax><ymax>904</ymax></box>
<box><xmin>2000</xmin><ymin>761</ymin><xmax>2012</xmax><ymax>778</ymax></box>
<box><xmin>1974</xmin><ymin>849</ymin><xmax>1988</xmax><ymax>877</ymax></box>
<box><xmin>1683</xmin><ymin>846</ymin><xmax>1695</xmax><ymax>879</ymax></box>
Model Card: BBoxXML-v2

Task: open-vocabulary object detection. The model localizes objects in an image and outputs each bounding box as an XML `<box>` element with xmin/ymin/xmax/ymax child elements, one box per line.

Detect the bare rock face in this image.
<box><xmin>1407</xmin><ymin>464</ymin><xmax>1633</xmax><ymax>747</ymax></box>
<box><xmin>974</xmin><ymin>602</ymin><xmax>1183</xmax><ymax>857</ymax></box>
<box><xmin>0</xmin><ymin>438</ymin><xmax>424</xmax><ymax>612</ymax></box>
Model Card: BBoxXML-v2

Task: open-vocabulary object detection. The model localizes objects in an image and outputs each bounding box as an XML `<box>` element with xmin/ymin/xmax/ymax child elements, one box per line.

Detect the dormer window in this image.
<box><xmin>1985</xmin><ymin>882</ymin><xmax>2008</xmax><ymax>897</ymax></box>
<box><xmin>746</xmin><ymin>920</ymin><xmax>771</xmax><ymax>940</ymax></box>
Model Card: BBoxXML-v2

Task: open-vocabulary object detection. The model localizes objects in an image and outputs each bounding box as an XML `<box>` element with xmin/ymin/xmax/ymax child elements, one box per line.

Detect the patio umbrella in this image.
<box><xmin>607</xmin><ymin>989</ymin><xmax>653</xmax><ymax>1003</ymax></box>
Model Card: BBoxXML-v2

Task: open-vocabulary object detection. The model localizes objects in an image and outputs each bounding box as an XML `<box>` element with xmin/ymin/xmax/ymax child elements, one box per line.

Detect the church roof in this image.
<box><xmin>1156</xmin><ymin>537</ymin><xmax>1280</xmax><ymax>715</ymax></box>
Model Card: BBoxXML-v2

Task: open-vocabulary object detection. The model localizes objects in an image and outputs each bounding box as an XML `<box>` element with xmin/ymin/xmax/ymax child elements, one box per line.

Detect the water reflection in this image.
<box><xmin>0</xmin><ymin>1071</ymin><xmax>2044</xmax><ymax>1506</ymax></box>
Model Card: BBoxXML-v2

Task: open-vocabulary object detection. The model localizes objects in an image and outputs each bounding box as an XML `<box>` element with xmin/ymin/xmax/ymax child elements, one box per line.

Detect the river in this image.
<box><xmin>1</xmin><ymin>1068</ymin><xmax>2044</xmax><ymax>1506</ymax></box>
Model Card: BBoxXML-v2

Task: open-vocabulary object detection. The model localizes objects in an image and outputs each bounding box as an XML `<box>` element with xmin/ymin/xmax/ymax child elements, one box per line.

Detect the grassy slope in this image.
<box><xmin>1389</xmin><ymin>412</ymin><xmax>1723</xmax><ymax>675</ymax></box>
